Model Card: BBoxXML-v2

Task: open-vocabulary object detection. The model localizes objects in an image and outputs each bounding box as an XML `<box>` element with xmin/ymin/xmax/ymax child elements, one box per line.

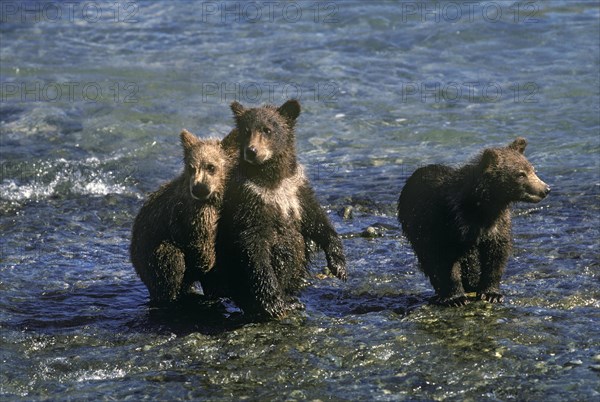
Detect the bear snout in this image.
<box><xmin>524</xmin><ymin>177</ymin><xmax>550</xmax><ymax>203</ymax></box>
<box><xmin>244</xmin><ymin>145</ymin><xmax>258</xmax><ymax>164</ymax></box>
<box><xmin>542</xmin><ymin>183</ymin><xmax>551</xmax><ymax>197</ymax></box>
<box><xmin>534</xmin><ymin>176</ymin><xmax>550</xmax><ymax>198</ymax></box>
<box><xmin>191</xmin><ymin>182</ymin><xmax>211</xmax><ymax>200</ymax></box>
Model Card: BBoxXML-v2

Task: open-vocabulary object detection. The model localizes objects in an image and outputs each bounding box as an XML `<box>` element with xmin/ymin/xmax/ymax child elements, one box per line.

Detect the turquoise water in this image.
<box><xmin>1</xmin><ymin>1</ymin><xmax>599</xmax><ymax>400</ymax></box>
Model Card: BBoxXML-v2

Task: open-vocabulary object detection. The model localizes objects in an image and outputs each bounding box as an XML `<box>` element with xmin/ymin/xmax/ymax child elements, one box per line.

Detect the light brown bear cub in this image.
<box><xmin>130</xmin><ymin>129</ymin><xmax>231</xmax><ymax>304</ymax></box>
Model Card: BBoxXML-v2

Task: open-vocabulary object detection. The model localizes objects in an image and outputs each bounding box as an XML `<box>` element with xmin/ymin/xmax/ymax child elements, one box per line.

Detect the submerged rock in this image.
<box><xmin>339</xmin><ymin>205</ymin><xmax>353</xmax><ymax>220</ymax></box>
<box><xmin>361</xmin><ymin>226</ymin><xmax>378</xmax><ymax>238</ymax></box>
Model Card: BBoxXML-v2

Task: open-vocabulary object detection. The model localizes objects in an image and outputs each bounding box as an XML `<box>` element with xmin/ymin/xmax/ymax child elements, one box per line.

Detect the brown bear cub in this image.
<box><xmin>213</xmin><ymin>99</ymin><xmax>347</xmax><ymax>319</ymax></box>
<box><xmin>130</xmin><ymin>129</ymin><xmax>231</xmax><ymax>304</ymax></box>
<box><xmin>397</xmin><ymin>138</ymin><xmax>550</xmax><ymax>306</ymax></box>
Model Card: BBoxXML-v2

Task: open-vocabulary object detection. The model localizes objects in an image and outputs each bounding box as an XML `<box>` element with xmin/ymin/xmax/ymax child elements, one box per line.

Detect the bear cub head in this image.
<box><xmin>480</xmin><ymin>137</ymin><xmax>550</xmax><ymax>204</ymax></box>
<box><xmin>180</xmin><ymin>129</ymin><xmax>230</xmax><ymax>203</ymax></box>
<box><xmin>230</xmin><ymin>99</ymin><xmax>301</xmax><ymax>166</ymax></box>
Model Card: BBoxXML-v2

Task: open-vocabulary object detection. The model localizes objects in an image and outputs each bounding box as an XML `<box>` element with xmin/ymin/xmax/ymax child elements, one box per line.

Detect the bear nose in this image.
<box><xmin>245</xmin><ymin>145</ymin><xmax>258</xmax><ymax>162</ymax></box>
<box><xmin>544</xmin><ymin>185</ymin><xmax>551</xmax><ymax>196</ymax></box>
<box><xmin>191</xmin><ymin>183</ymin><xmax>210</xmax><ymax>200</ymax></box>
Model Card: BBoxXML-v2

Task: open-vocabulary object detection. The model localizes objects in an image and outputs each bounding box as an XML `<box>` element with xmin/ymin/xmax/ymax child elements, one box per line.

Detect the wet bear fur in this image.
<box><xmin>397</xmin><ymin>138</ymin><xmax>550</xmax><ymax>306</ymax></box>
<box><xmin>130</xmin><ymin>129</ymin><xmax>232</xmax><ymax>304</ymax></box>
<box><xmin>212</xmin><ymin>99</ymin><xmax>347</xmax><ymax>319</ymax></box>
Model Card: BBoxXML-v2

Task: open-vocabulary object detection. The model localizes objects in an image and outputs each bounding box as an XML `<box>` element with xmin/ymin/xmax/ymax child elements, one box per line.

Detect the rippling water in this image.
<box><xmin>1</xmin><ymin>1</ymin><xmax>599</xmax><ymax>400</ymax></box>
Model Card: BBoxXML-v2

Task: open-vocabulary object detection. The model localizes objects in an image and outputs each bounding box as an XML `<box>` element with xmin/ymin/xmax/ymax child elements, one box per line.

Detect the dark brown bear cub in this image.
<box><xmin>130</xmin><ymin>129</ymin><xmax>231</xmax><ymax>304</ymax></box>
<box><xmin>214</xmin><ymin>99</ymin><xmax>347</xmax><ymax>319</ymax></box>
<box><xmin>397</xmin><ymin>138</ymin><xmax>550</xmax><ymax>306</ymax></box>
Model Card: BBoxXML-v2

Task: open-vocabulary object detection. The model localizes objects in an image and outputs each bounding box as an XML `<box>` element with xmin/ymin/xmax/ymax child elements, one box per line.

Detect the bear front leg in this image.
<box><xmin>185</xmin><ymin>210</ymin><xmax>218</xmax><ymax>276</ymax></box>
<box><xmin>477</xmin><ymin>239</ymin><xmax>510</xmax><ymax>303</ymax></box>
<box><xmin>428</xmin><ymin>260</ymin><xmax>469</xmax><ymax>307</ymax></box>
<box><xmin>299</xmin><ymin>185</ymin><xmax>347</xmax><ymax>280</ymax></box>
<box><xmin>240</xmin><ymin>248</ymin><xmax>290</xmax><ymax>320</ymax></box>
<box><xmin>184</xmin><ymin>245</ymin><xmax>215</xmax><ymax>276</ymax></box>
<box><xmin>147</xmin><ymin>242</ymin><xmax>187</xmax><ymax>304</ymax></box>
<box><xmin>176</xmin><ymin>240</ymin><xmax>216</xmax><ymax>299</ymax></box>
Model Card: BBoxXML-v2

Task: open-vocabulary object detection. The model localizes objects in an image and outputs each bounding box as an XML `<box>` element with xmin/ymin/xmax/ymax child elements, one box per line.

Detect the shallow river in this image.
<box><xmin>1</xmin><ymin>1</ymin><xmax>599</xmax><ymax>400</ymax></box>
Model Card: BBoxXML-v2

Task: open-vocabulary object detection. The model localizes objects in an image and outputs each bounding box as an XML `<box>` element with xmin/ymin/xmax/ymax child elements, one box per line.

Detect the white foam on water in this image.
<box><xmin>0</xmin><ymin>157</ymin><xmax>142</xmax><ymax>201</ymax></box>
<box><xmin>75</xmin><ymin>368</ymin><xmax>128</xmax><ymax>382</ymax></box>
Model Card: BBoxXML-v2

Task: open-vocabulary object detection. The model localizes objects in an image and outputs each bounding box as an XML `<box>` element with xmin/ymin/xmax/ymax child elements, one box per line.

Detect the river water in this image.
<box><xmin>1</xmin><ymin>1</ymin><xmax>599</xmax><ymax>400</ymax></box>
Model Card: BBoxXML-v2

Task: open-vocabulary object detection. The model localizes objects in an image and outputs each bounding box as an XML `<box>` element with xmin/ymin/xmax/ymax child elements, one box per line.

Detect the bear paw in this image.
<box><xmin>478</xmin><ymin>292</ymin><xmax>504</xmax><ymax>303</ymax></box>
<box><xmin>434</xmin><ymin>295</ymin><xmax>470</xmax><ymax>307</ymax></box>
<box><xmin>326</xmin><ymin>254</ymin><xmax>347</xmax><ymax>281</ymax></box>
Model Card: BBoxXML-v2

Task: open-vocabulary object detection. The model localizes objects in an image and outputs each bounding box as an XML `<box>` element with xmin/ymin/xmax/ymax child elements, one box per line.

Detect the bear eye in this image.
<box><xmin>263</xmin><ymin>127</ymin><xmax>271</xmax><ymax>135</ymax></box>
<box><xmin>245</xmin><ymin>127</ymin><xmax>251</xmax><ymax>135</ymax></box>
<box><xmin>518</xmin><ymin>171</ymin><xmax>527</xmax><ymax>178</ymax></box>
<box><xmin>205</xmin><ymin>164</ymin><xmax>216</xmax><ymax>175</ymax></box>
<box><xmin>188</xmin><ymin>164</ymin><xmax>196</xmax><ymax>172</ymax></box>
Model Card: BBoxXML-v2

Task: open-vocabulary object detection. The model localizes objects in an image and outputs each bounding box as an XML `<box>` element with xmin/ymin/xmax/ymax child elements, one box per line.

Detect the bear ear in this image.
<box><xmin>230</xmin><ymin>101</ymin><xmax>246</xmax><ymax>118</ymax></box>
<box><xmin>180</xmin><ymin>129</ymin><xmax>199</xmax><ymax>152</ymax></box>
<box><xmin>277</xmin><ymin>99</ymin><xmax>301</xmax><ymax>123</ymax></box>
<box><xmin>481</xmin><ymin>148</ymin><xmax>499</xmax><ymax>169</ymax></box>
<box><xmin>221</xmin><ymin>128</ymin><xmax>239</xmax><ymax>154</ymax></box>
<box><xmin>508</xmin><ymin>137</ymin><xmax>527</xmax><ymax>154</ymax></box>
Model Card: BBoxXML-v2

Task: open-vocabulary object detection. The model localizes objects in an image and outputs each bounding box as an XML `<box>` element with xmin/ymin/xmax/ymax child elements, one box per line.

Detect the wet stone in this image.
<box><xmin>361</xmin><ymin>226</ymin><xmax>378</xmax><ymax>238</ymax></box>
<box><xmin>339</xmin><ymin>205</ymin><xmax>354</xmax><ymax>220</ymax></box>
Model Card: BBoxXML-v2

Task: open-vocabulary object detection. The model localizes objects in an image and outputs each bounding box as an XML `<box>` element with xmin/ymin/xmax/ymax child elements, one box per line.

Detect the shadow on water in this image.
<box><xmin>140</xmin><ymin>287</ymin><xmax>430</xmax><ymax>335</ymax></box>
<box><xmin>2</xmin><ymin>282</ymin><xmax>251</xmax><ymax>337</ymax></box>
<box><xmin>140</xmin><ymin>296</ymin><xmax>250</xmax><ymax>336</ymax></box>
<box><xmin>303</xmin><ymin>283</ymin><xmax>430</xmax><ymax>319</ymax></box>
<box><xmin>1</xmin><ymin>272</ymin><xmax>428</xmax><ymax>338</ymax></box>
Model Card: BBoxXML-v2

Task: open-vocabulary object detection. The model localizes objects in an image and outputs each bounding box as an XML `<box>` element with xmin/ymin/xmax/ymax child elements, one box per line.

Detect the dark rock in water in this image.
<box><xmin>358</xmin><ymin>223</ymin><xmax>396</xmax><ymax>239</ymax></box>
<box><xmin>361</xmin><ymin>226</ymin><xmax>379</xmax><ymax>238</ymax></box>
<box><xmin>371</xmin><ymin>222</ymin><xmax>398</xmax><ymax>231</ymax></box>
